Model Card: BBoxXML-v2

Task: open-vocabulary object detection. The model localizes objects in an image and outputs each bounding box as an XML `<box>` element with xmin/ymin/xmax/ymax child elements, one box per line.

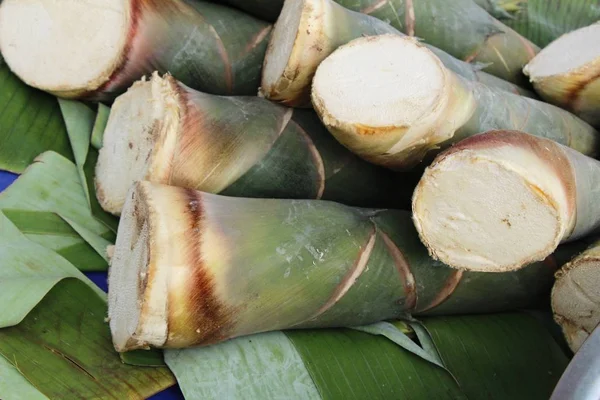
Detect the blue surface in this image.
<box><xmin>1</xmin><ymin>170</ymin><xmax>184</xmax><ymax>400</ymax></box>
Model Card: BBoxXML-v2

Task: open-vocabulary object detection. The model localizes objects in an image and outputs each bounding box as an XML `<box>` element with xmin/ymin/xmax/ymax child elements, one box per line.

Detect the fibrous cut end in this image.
<box><xmin>109</xmin><ymin>182</ymin><xmax>168</xmax><ymax>352</ymax></box>
<box><xmin>312</xmin><ymin>34</ymin><xmax>446</xmax><ymax>130</ymax></box>
<box><xmin>0</xmin><ymin>0</ymin><xmax>131</xmax><ymax>96</ymax></box>
<box><xmin>553</xmin><ymin>258</ymin><xmax>600</xmax><ymax>352</ymax></box>
<box><xmin>524</xmin><ymin>24</ymin><xmax>600</xmax><ymax>79</ymax></box>
<box><xmin>412</xmin><ymin>132</ymin><xmax>573</xmax><ymax>272</ymax></box>
<box><xmin>95</xmin><ymin>73</ymin><xmax>182</xmax><ymax>215</ymax></box>
<box><xmin>261</xmin><ymin>0</ymin><xmax>307</xmax><ymax>94</ymax></box>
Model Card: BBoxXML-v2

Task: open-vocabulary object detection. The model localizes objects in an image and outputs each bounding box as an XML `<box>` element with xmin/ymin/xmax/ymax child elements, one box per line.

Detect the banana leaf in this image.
<box><xmin>421</xmin><ymin>313</ymin><xmax>569</xmax><ymax>400</ymax></box>
<box><xmin>91</xmin><ymin>103</ymin><xmax>110</xmax><ymax>150</ymax></box>
<box><xmin>0</xmin><ymin>356</ymin><xmax>48</xmax><ymax>400</ymax></box>
<box><xmin>58</xmin><ymin>99</ymin><xmax>94</xmax><ymax>206</ymax></box>
<box><xmin>1</xmin><ymin>209</ymin><xmax>108</xmax><ymax>271</ymax></box>
<box><xmin>0</xmin><ymin>211</ymin><xmax>104</xmax><ymax>327</ymax></box>
<box><xmin>0</xmin><ymin>53</ymin><xmax>72</xmax><ymax>173</ymax></box>
<box><xmin>0</xmin><ymin>279</ymin><xmax>176</xmax><ymax>399</ymax></box>
<box><xmin>0</xmin><ymin>151</ymin><xmax>114</xmax><ymax>271</ymax></box>
<box><xmin>59</xmin><ymin>98</ymin><xmax>119</xmax><ymax>232</ymax></box>
<box><xmin>166</xmin><ymin>312</ymin><xmax>567</xmax><ymax>399</ymax></box>
<box><xmin>0</xmin><ymin>213</ymin><xmax>175</xmax><ymax>398</ymax></box>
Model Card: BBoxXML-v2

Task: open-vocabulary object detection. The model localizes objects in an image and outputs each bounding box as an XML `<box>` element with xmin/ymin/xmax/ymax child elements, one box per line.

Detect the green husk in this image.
<box><xmin>0</xmin><ymin>53</ymin><xmax>72</xmax><ymax>173</ymax></box>
<box><xmin>0</xmin><ymin>356</ymin><xmax>48</xmax><ymax>400</ymax></box>
<box><xmin>473</xmin><ymin>0</ymin><xmax>600</xmax><ymax>47</ymax></box>
<box><xmin>0</xmin><ymin>279</ymin><xmax>176</xmax><ymax>399</ymax></box>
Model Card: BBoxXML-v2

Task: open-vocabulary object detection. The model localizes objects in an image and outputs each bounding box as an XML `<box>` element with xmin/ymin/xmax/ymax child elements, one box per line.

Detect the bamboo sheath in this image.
<box><xmin>107</xmin><ymin>180</ymin><xmax>580</xmax><ymax>351</ymax></box>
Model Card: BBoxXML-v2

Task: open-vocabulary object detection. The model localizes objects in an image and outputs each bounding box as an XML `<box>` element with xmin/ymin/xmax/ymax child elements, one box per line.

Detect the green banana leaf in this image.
<box><xmin>166</xmin><ymin>312</ymin><xmax>568</xmax><ymax>400</ymax></box>
<box><xmin>421</xmin><ymin>313</ymin><xmax>569</xmax><ymax>400</ymax></box>
<box><xmin>0</xmin><ymin>279</ymin><xmax>176</xmax><ymax>399</ymax></box>
<box><xmin>59</xmin><ymin>98</ymin><xmax>119</xmax><ymax>232</ymax></box>
<box><xmin>0</xmin><ymin>211</ymin><xmax>103</xmax><ymax>327</ymax></box>
<box><xmin>0</xmin><ymin>213</ymin><xmax>175</xmax><ymax>398</ymax></box>
<box><xmin>58</xmin><ymin>99</ymin><xmax>94</xmax><ymax>207</ymax></box>
<box><xmin>0</xmin><ymin>356</ymin><xmax>48</xmax><ymax>400</ymax></box>
<box><xmin>474</xmin><ymin>0</ymin><xmax>600</xmax><ymax>47</ymax></box>
<box><xmin>91</xmin><ymin>103</ymin><xmax>110</xmax><ymax>150</ymax></box>
<box><xmin>0</xmin><ymin>53</ymin><xmax>72</xmax><ymax>173</ymax></box>
<box><xmin>0</xmin><ymin>151</ymin><xmax>114</xmax><ymax>271</ymax></box>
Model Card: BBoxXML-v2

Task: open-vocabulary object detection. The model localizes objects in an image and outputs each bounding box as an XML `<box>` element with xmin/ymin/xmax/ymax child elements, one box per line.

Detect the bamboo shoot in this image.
<box><xmin>311</xmin><ymin>35</ymin><xmax>599</xmax><ymax>169</ymax></box>
<box><xmin>108</xmin><ymin>180</ymin><xmax>579</xmax><ymax>350</ymax></box>
<box><xmin>0</xmin><ymin>0</ymin><xmax>271</xmax><ymax>100</ymax></box>
<box><xmin>261</xmin><ymin>0</ymin><xmax>534</xmax><ymax>107</ymax></box>
<box><xmin>524</xmin><ymin>23</ymin><xmax>600</xmax><ymax>127</ymax></box>
<box><xmin>412</xmin><ymin>130</ymin><xmax>600</xmax><ymax>273</ymax></box>
<box><xmin>95</xmin><ymin>73</ymin><xmax>412</xmax><ymax>215</ymax></box>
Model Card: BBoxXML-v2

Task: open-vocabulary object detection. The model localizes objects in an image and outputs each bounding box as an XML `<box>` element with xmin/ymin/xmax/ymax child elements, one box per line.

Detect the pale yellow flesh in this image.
<box><xmin>525</xmin><ymin>24</ymin><xmax>600</xmax><ymax>78</ymax></box>
<box><xmin>413</xmin><ymin>146</ymin><xmax>570</xmax><ymax>272</ymax></box>
<box><xmin>553</xmin><ymin>261</ymin><xmax>600</xmax><ymax>352</ymax></box>
<box><xmin>0</xmin><ymin>0</ymin><xmax>129</xmax><ymax>94</ymax></box>
<box><xmin>313</xmin><ymin>35</ymin><xmax>445</xmax><ymax>128</ymax></box>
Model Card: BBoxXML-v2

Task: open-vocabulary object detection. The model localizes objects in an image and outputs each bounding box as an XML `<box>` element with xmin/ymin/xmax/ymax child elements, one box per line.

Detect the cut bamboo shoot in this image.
<box><xmin>413</xmin><ymin>130</ymin><xmax>600</xmax><ymax>272</ymax></box>
<box><xmin>0</xmin><ymin>0</ymin><xmax>271</xmax><ymax>100</ymax></box>
<box><xmin>261</xmin><ymin>0</ymin><xmax>534</xmax><ymax>107</ymax></box>
<box><xmin>312</xmin><ymin>35</ymin><xmax>599</xmax><ymax>169</ymax></box>
<box><xmin>335</xmin><ymin>0</ymin><xmax>539</xmax><ymax>85</ymax></box>
<box><xmin>95</xmin><ymin>73</ymin><xmax>411</xmax><ymax>215</ymax></box>
<box><xmin>108</xmin><ymin>181</ymin><xmax>578</xmax><ymax>351</ymax></box>
<box><xmin>552</xmin><ymin>241</ymin><xmax>600</xmax><ymax>352</ymax></box>
<box><xmin>524</xmin><ymin>23</ymin><xmax>600</xmax><ymax>127</ymax></box>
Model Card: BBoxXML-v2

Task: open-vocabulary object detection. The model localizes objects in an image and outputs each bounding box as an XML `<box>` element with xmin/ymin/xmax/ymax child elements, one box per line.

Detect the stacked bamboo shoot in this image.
<box><xmin>311</xmin><ymin>35</ymin><xmax>599</xmax><ymax>169</ymax></box>
<box><xmin>108</xmin><ymin>181</ymin><xmax>575</xmax><ymax>351</ymax></box>
<box><xmin>261</xmin><ymin>0</ymin><xmax>534</xmax><ymax>107</ymax></box>
<box><xmin>95</xmin><ymin>73</ymin><xmax>411</xmax><ymax>215</ymax></box>
<box><xmin>0</xmin><ymin>0</ymin><xmax>271</xmax><ymax>100</ymax></box>
<box><xmin>524</xmin><ymin>24</ymin><xmax>600</xmax><ymax>127</ymax></box>
<box><xmin>412</xmin><ymin>130</ymin><xmax>600</xmax><ymax>273</ymax></box>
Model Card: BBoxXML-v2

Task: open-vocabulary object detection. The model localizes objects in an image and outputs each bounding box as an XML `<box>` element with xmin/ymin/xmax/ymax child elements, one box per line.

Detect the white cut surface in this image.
<box><xmin>109</xmin><ymin>188</ymin><xmax>152</xmax><ymax>352</ymax></box>
<box><xmin>312</xmin><ymin>35</ymin><xmax>445</xmax><ymax>127</ymax></box>
<box><xmin>413</xmin><ymin>151</ymin><xmax>565</xmax><ymax>271</ymax></box>
<box><xmin>526</xmin><ymin>24</ymin><xmax>600</xmax><ymax>78</ymax></box>
<box><xmin>261</xmin><ymin>0</ymin><xmax>306</xmax><ymax>89</ymax></box>
<box><xmin>0</xmin><ymin>0</ymin><xmax>129</xmax><ymax>92</ymax></box>
<box><xmin>96</xmin><ymin>77</ymin><xmax>172</xmax><ymax>215</ymax></box>
<box><xmin>553</xmin><ymin>261</ymin><xmax>600</xmax><ymax>352</ymax></box>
